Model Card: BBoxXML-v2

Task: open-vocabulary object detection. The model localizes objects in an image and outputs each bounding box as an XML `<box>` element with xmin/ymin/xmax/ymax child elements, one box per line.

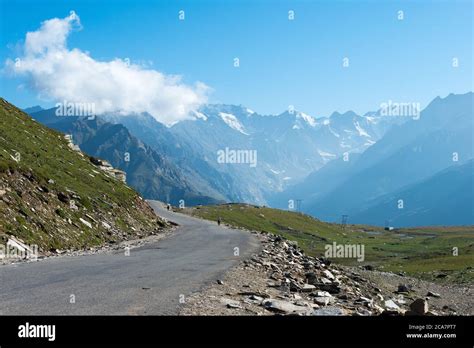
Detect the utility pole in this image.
<box><xmin>341</xmin><ymin>215</ymin><xmax>348</xmax><ymax>229</ymax></box>
<box><xmin>296</xmin><ymin>199</ymin><xmax>303</xmax><ymax>213</ymax></box>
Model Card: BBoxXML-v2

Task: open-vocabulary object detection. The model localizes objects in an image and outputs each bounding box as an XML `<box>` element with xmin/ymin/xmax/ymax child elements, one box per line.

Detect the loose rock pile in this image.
<box><xmin>181</xmin><ymin>232</ymin><xmax>445</xmax><ymax>316</ymax></box>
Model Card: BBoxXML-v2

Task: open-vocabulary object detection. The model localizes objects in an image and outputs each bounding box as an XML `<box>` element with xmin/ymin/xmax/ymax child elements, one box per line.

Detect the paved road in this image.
<box><xmin>0</xmin><ymin>201</ymin><xmax>260</xmax><ymax>315</ymax></box>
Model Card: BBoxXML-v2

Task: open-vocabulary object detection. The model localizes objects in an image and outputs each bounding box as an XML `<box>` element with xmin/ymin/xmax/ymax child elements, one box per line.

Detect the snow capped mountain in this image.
<box><xmin>270</xmin><ymin>92</ymin><xmax>474</xmax><ymax>226</ymax></box>
<box><xmin>162</xmin><ymin>103</ymin><xmax>408</xmax><ymax>204</ymax></box>
<box><xmin>47</xmin><ymin>101</ymin><xmax>409</xmax><ymax>206</ymax></box>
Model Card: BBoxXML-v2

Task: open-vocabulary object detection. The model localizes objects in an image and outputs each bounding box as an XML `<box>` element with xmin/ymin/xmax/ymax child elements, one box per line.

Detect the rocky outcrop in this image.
<box><xmin>64</xmin><ymin>135</ymin><xmax>127</xmax><ymax>183</ymax></box>
<box><xmin>88</xmin><ymin>156</ymin><xmax>126</xmax><ymax>183</ymax></box>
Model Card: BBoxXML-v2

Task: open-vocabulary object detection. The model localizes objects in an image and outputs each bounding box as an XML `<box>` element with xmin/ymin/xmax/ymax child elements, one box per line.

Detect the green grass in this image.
<box><xmin>186</xmin><ymin>204</ymin><xmax>474</xmax><ymax>284</ymax></box>
<box><xmin>0</xmin><ymin>98</ymin><xmax>163</xmax><ymax>251</ymax></box>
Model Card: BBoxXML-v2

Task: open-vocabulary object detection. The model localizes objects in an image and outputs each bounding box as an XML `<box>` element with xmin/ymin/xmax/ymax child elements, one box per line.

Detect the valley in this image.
<box><xmin>0</xmin><ymin>2</ymin><xmax>472</xmax><ymax>344</ymax></box>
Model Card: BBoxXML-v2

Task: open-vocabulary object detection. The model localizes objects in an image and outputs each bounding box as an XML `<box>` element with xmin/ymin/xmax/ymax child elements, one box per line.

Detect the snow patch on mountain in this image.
<box><xmin>219</xmin><ymin>112</ymin><xmax>249</xmax><ymax>135</ymax></box>
<box><xmin>318</xmin><ymin>149</ymin><xmax>336</xmax><ymax>158</ymax></box>
<box><xmin>194</xmin><ymin>111</ymin><xmax>208</xmax><ymax>121</ymax></box>
<box><xmin>364</xmin><ymin>116</ymin><xmax>378</xmax><ymax>124</ymax></box>
<box><xmin>354</xmin><ymin>121</ymin><xmax>370</xmax><ymax>137</ymax></box>
<box><xmin>340</xmin><ymin>142</ymin><xmax>351</xmax><ymax>148</ymax></box>
<box><xmin>297</xmin><ymin>112</ymin><xmax>317</xmax><ymax>127</ymax></box>
<box><xmin>328</xmin><ymin>126</ymin><xmax>340</xmax><ymax>138</ymax></box>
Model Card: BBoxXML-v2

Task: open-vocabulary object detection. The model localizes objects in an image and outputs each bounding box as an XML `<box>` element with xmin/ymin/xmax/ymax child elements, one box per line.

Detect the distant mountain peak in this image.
<box><xmin>329</xmin><ymin>110</ymin><xmax>358</xmax><ymax>119</ymax></box>
<box><xmin>23</xmin><ymin>105</ymin><xmax>44</xmax><ymax>114</ymax></box>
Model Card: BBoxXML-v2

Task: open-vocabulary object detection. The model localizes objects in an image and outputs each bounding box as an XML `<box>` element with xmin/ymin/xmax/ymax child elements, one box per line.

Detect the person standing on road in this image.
<box><xmin>217</xmin><ymin>217</ymin><xmax>221</xmax><ymax>226</ymax></box>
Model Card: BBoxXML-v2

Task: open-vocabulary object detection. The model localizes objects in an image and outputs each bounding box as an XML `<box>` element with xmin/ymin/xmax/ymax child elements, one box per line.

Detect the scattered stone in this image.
<box><xmin>220</xmin><ymin>298</ymin><xmax>241</xmax><ymax>309</ymax></box>
<box><xmin>315</xmin><ymin>291</ymin><xmax>332</xmax><ymax>297</ymax></box>
<box><xmin>301</xmin><ymin>284</ymin><xmax>316</xmax><ymax>292</ymax></box>
<box><xmin>395</xmin><ymin>295</ymin><xmax>407</xmax><ymax>305</ymax></box>
<box><xmin>313</xmin><ymin>306</ymin><xmax>346</xmax><ymax>316</ymax></box>
<box><xmin>356</xmin><ymin>308</ymin><xmax>373</xmax><ymax>316</ymax></box>
<box><xmin>318</xmin><ymin>283</ymin><xmax>341</xmax><ymax>294</ymax></box>
<box><xmin>262</xmin><ymin>299</ymin><xmax>311</xmax><ymax>314</ymax></box>
<box><xmin>320</xmin><ymin>277</ymin><xmax>333</xmax><ymax>285</ymax></box>
<box><xmin>409</xmin><ymin>299</ymin><xmax>428</xmax><ymax>315</ymax></box>
<box><xmin>57</xmin><ymin>192</ymin><xmax>69</xmax><ymax>203</ymax></box>
<box><xmin>397</xmin><ymin>284</ymin><xmax>412</xmax><ymax>293</ymax></box>
<box><xmin>357</xmin><ymin>296</ymin><xmax>373</xmax><ymax>305</ymax></box>
<box><xmin>314</xmin><ymin>296</ymin><xmax>333</xmax><ymax>306</ymax></box>
<box><xmin>384</xmin><ymin>299</ymin><xmax>400</xmax><ymax>311</ymax></box>
<box><xmin>305</xmin><ymin>272</ymin><xmax>318</xmax><ymax>285</ymax></box>
<box><xmin>79</xmin><ymin>217</ymin><xmax>92</xmax><ymax>229</ymax></box>
<box><xmin>289</xmin><ymin>281</ymin><xmax>301</xmax><ymax>292</ymax></box>
<box><xmin>323</xmin><ymin>270</ymin><xmax>335</xmax><ymax>280</ymax></box>
<box><xmin>427</xmin><ymin>291</ymin><xmax>441</xmax><ymax>298</ymax></box>
<box><xmin>249</xmin><ymin>295</ymin><xmax>264</xmax><ymax>302</ymax></box>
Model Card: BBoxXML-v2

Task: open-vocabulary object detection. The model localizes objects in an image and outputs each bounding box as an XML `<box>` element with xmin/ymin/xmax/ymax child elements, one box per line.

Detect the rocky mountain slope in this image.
<box><xmin>106</xmin><ymin>104</ymin><xmax>406</xmax><ymax>205</ymax></box>
<box><xmin>352</xmin><ymin>160</ymin><xmax>474</xmax><ymax>226</ymax></box>
<box><xmin>0</xmin><ymin>98</ymin><xmax>167</xmax><ymax>253</ymax></box>
<box><xmin>272</xmin><ymin>92</ymin><xmax>474</xmax><ymax>226</ymax></box>
<box><xmin>104</xmin><ymin>112</ymin><xmax>235</xmax><ymax>204</ymax></box>
<box><xmin>27</xmin><ymin>109</ymin><xmax>224</xmax><ymax>205</ymax></box>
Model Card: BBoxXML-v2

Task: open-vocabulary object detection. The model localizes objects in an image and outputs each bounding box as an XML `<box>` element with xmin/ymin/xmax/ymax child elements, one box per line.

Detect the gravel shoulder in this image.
<box><xmin>180</xmin><ymin>230</ymin><xmax>474</xmax><ymax>316</ymax></box>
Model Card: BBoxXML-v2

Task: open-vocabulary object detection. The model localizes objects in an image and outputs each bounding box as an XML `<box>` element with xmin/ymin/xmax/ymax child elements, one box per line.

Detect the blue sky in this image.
<box><xmin>0</xmin><ymin>0</ymin><xmax>472</xmax><ymax>117</ymax></box>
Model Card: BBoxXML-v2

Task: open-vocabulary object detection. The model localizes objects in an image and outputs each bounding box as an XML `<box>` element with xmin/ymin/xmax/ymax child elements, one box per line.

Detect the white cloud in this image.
<box><xmin>5</xmin><ymin>12</ymin><xmax>209</xmax><ymax>125</ymax></box>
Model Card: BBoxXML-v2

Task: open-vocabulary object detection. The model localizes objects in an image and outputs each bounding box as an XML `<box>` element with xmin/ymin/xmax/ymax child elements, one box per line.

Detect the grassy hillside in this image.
<box><xmin>185</xmin><ymin>204</ymin><xmax>474</xmax><ymax>284</ymax></box>
<box><xmin>0</xmin><ymin>98</ymin><xmax>166</xmax><ymax>253</ymax></box>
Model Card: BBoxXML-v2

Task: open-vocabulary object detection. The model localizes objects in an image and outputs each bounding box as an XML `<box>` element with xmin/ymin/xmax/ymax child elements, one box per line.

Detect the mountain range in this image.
<box><xmin>27</xmin><ymin>110</ymin><xmax>223</xmax><ymax>206</ymax></box>
<box><xmin>25</xmin><ymin>92</ymin><xmax>473</xmax><ymax>227</ymax></box>
<box><xmin>270</xmin><ymin>92</ymin><xmax>473</xmax><ymax>226</ymax></box>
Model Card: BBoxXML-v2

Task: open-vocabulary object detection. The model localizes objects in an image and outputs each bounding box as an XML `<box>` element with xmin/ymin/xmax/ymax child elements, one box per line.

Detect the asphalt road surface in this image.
<box><xmin>0</xmin><ymin>201</ymin><xmax>260</xmax><ymax>315</ymax></box>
